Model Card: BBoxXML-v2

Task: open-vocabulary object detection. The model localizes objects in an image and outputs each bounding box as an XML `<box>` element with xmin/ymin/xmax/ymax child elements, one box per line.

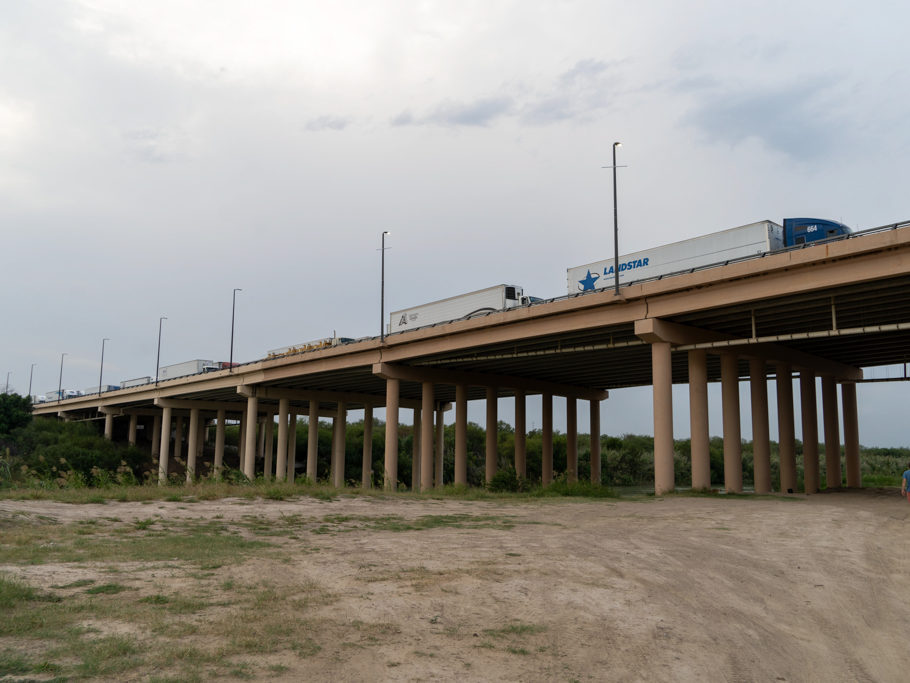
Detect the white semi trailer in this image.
<box><xmin>567</xmin><ymin>217</ymin><xmax>852</xmax><ymax>295</ymax></box>
<box><xmin>158</xmin><ymin>360</ymin><xmax>219</xmax><ymax>380</ymax></box>
<box><xmin>390</xmin><ymin>284</ymin><xmax>537</xmax><ymax>334</ymax></box>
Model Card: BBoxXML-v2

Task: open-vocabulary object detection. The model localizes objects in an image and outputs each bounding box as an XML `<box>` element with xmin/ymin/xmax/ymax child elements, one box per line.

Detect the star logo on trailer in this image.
<box><xmin>578</xmin><ymin>270</ymin><xmax>599</xmax><ymax>291</ymax></box>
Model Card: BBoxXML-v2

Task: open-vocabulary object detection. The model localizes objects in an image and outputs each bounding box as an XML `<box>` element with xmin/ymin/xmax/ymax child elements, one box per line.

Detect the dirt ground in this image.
<box><xmin>1</xmin><ymin>489</ymin><xmax>909</xmax><ymax>682</ymax></box>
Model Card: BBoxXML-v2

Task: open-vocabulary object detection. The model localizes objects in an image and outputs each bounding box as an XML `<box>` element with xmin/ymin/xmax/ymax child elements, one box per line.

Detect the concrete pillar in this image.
<box><xmin>590</xmin><ymin>399</ymin><xmax>601</xmax><ymax>485</ymax></box>
<box><xmin>515</xmin><ymin>390</ymin><xmax>527</xmax><ymax>479</ymax></box>
<box><xmin>151</xmin><ymin>414</ymin><xmax>162</xmax><ymax>460</ymax></box>
<box><xmin>384</xmin><ymin>378</ymin><xmax>400</xmax><ymax>491</ymax></box>
<box><xmin>412</xmin><ymin>407</ymin><xmax>421</xmax><ymax>491</ymax></box>
<box><xmin>238</xmin><ymin>418</ymin><xmax>246</xmax><ymax>472</ymax></box>
<box><xmin>287</xmin><ymin>411</ymin><xmax>297</xmax><ymax>482</ymax></box>
<box><xmin>688</xmin><ymin>350</ymin><xmax>711</xmax><ymax>490</ymax></box>
<box><xmin>542</xmin><ymin>392</ymin><xmax>553</xmax><ymax>486</ymax></box>
<box><xmin>158</xmin><ymin>406</ymin><xmax>172</xmax><ymax>484</ymax></box>
<box><xmin>800</xmin><ymin>372</ymin><xmax>820</xmax><ymax>493</ymax></box>
<box><xmin>842</xmin><ymin>383</ymin><xmax>861</xmax><ymax>488</ymax></box>
<box><xmin>720</xmin><ymin>353</ymin><xmax>742</xmax><ymax>493</ymax></box>
<box><xmin>276</xmin><ymin>398</ymin><xmax>289</xmax><ymax>482</ymax></box>
<box><xmin>128</xmin><ymin>414</ymin><xmax>138</xmax><ymax>446</ymax></box>
<box><xmin>455</xmin><ymin>384</ymin><xmax>467</xmax><ymax>486</ymax></box>
<box><xmin>421</xmin><ymin>383</ymin><xmax>434</xmax><ymax>492</ymax></box>
<box><xmin>257</xmin><ymin>416</ymin><xmax>267</xmax><ymax>470</ymax></box>
<box><xmin>333</xmin><ymin>401</ymin><xmax>347</xmax><ymax>488</ymax></box>
<box><xmin>776</xmin><ymin>365</ymin><xmax>797</xmax><ymax>493</ymax></box>
<box><xmin>186</xmin><ymin>407</ymin><xmax>200</xmax><ymax>484</ymax></box>
<box><xmin>264</xmin><ymin>416</ymin><xmax>275</xmax><ymax>481</ymax></box>
<box><xmin>362</xmin><ymin>405</ymin><xmax>373</xmax><ymax>488</ymax></box>
<box><xmin>103</xmin><ymin>413</ymin><xmax>114</xmax><ymax>440</ymax></box>
<box><xmin>174</xmin><ymin>415</ymin><xmax>184</xmax><ymax>466</ymax></box>
<box><xmin>822</xmin><ymin>375</ymin><xmax>842</xmax><ymax>488</ymax></box>
<box><xmin>652</xmin><ymin>341</ymin><xmax>675</xmax><ymax>495</ymax></box>
<box><xmin>485</xmin><ymin>387</ymin><xmax>498</xmax><ymax>484</ymax></box>
<box><xmin>749</xmin><ymin>359</ymin><xmax>772</xmax><ymax>494</ymax></box>
<box><xmin>435</xmin><ymin>405</ymin><xmax>445</xmax><ymax>488</ymax></box>
<box><xmin>243</xmin><ymin>395</ymin><xmax>258</xmax><ymax>480</ymax></box>
<box><xmin>566</xmin><ymin>398</ymin><xmax>578</xmax><ymax>483</ymax></box>
<box><xmin>214</xmin><ymin>409</ymin><xmax>226</xmax><ymax>478</ymax></box>
<box><xmin>307</xmin><ymin>401</ymin><xmax>319</xmax><ymax>482</ymax></box>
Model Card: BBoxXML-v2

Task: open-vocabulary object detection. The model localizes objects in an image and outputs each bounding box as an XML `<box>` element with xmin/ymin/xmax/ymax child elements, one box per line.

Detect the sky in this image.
<box><xmin>2</xmin><ymin>1</ymin><xmax>909</xmax><ymax>445</ymax></box>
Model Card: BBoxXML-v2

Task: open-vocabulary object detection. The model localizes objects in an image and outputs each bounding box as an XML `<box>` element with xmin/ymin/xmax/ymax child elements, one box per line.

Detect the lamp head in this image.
<box><xmin>614</xmin><ymin>141</ymin><xmax>622</xmax><ymax>149</ymax></box>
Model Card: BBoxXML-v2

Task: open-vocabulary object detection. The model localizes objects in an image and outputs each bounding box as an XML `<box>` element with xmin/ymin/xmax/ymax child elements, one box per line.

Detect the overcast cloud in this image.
<box><xmin>2</xmin><ymin>1</ymin><xmax>909</xmax><ymax>445</ymax></box>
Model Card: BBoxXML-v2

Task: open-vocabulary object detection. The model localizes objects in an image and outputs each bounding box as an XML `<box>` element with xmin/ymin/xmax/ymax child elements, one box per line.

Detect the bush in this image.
<box><xmin>0</xmin><ymin>393</ymin><xmax>31</xmax><ymax>436</ymax></box>
<box><xmin>487</xmin><ymin>466</ymin><xmax>528</xmax><ymax>493</ymax></box>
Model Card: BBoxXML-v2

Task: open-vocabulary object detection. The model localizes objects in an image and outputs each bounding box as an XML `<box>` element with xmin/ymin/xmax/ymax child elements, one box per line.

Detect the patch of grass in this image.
<box><xmin>482</xmin><ymin>622</ymin><xmax>547</xmax><ymax>637</ymax></box>
<box><xmin>51</xmin><ymin>578</ymin><xmax>95</xmax><ymax>589</ymax></box>
<box><xmin>85</xmin><ymin>582</ymin><xmax>129</xmax><ymax>595</ymax></box>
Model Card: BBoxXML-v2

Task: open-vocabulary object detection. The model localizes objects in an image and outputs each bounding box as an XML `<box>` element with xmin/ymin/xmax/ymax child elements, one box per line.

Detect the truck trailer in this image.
<box><xmin>158</xmin><ymin>360</ymin><xmax>219</xmax><ymax>380</ymax></box>
<box><xmin>567</xmin><ymin>217</ymin><xmax>852</xmax><ymax>294</ymax></box>
<box><xmin>389</xmin><ymin>284</ymin><xmax>538</xmax><ymax>334</ymax></box>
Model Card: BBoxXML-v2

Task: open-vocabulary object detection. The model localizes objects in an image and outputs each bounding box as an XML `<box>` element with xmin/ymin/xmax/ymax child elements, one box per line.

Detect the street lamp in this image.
<box><xmin>380</xmin><ymin>231</ymin><xmax>391</xmax><ymax>343</ymax></box>
<box><xmin>98</xmin><ymin>338</ymin><xmax>110</xmax><ymax>396</ymax></box>
<box><xmin>57</xmin><ymin>353</ymin><xmax>67</xmax><ymax>403</ymax></box>
<box><xmin>4</xmin><ymin>372</ymin><xmax>9</xmax><ymax>394</ymax></box>
<box><xmin>611</xmin><ymin>141</ymin><xmax>622</xmax><ymax>296</ymax></box>
<box><xmin>230</xmin><ymin>288</ymin><xmax>242</xmax><ymax>372</ymax></box>
<box><xmin>155</xmin><ymin>317</ymin><xmax>167</xmax><ymax>386</ymax></box>
<box><xmin>28</xmin><ymin>364</ymin><xmax>35</xmax><ymax>398</ymax></box>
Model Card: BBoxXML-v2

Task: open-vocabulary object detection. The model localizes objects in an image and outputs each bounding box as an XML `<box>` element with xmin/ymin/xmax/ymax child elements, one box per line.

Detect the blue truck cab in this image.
<box><xmin>783</xmin><ymin>217</ymin><xmax>852</xmax><ymax>247</ymax></box>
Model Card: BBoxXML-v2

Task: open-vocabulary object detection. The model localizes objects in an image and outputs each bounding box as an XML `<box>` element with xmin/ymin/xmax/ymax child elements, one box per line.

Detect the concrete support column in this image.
<box><xmin>454</xmin><ymin>384</ymin><xmax>467</xmax><ymax>486</ymax></box>
<box><xmin>485</xmin><ymin>387</ymin><xmax>498</xmax><ymax>484</ymax></box>
<box><xmin>384</xmin><ymin>378</ymin><xmax>400</xmax><ymax>491</ymax></box>
<box><xmin>174</xmin><ymin>415</ymin><xmax>184</xmax><ymax>466</ymax></box>
<box><xmin>214</xmin><ymin>409</ymin><xmax>226</xmax><ymax>478</ymax></box>
<box><xmin>307</xmin><ymin>401</ymin><xmax>319</xmax><ymax>482</ymax></box>
<box><xmin>542</xmin><ymin>392</ymin><xmax>553</xmax><ymax>486</ymax></box>
<box><xmin>333</xmin><ymin>402</ymin><xmax>347</xmax><ymax>488</ymax></box>
<box><xmin>566</xmin><ymin>398</ymin><xmax>578</xmax><ymax>483</ymax></box>
<box><xmin>688</xmin><ymin>350</ymin><xmax>711</xmax><ymax>490</ymax></box>
<box><xmin>186</xmin><ymin>407</ymin><xmax>200</xmax><ymax>484</ymax></box>
<box><xmin>238</xmin><ymin>418</ymin><xmax>246</xmax><ymax>472</ymax></box>
<box><xmin>421</xmin><ymin>383</ymin><xmax>435</xmax><ymax>492</ymax></box>
<box><xmin>151</xmin><ymin>414</ymin><xmax>162</xmax><ymax>461</ymax></box>
<box><xmin>362</xmin><ymin>405</ymin><xmax>373</xmax><ymax>488</ymax></box>
<box><xmin>720</xmin><ymin>353</ymin><xmax>743</xmax><ymax>493</ymax></box>
<box><xmin>103</xmin><ymin>413</ymin><xmax>114</xmax><ymax>440</ymax></box>
<box><xmin>158</xmin><ymin>406</ymin><xmax>172</xmax><ymax>484</ymax></box>
<box><xmin>276</xmin><ymin>398</ymin><xmax>289</xmax><ymax>482</ymax></box>
<box><xmin>243</xmin><ymin>395</ymin><xmax>258</xmax><ymax>480</ymax></box>
<box><xmin>590</xmin><ymin>399</ymin><xmax>601</xmax><ymax>485</ymax></box>
<box><xmin>128</xmin><ymin>414</ymin><xmax>138</xmax><ymax>446</ymax></box>
<box><xmin>750</xmin><ymin>359</ymin><xmax>772</xmax><ymax>494</ymax></box>
<box><xmin>842</xmin><ymin>383</ymin><xmax>861</xmax><ymax>488</ymax></box>
<box><xmin>821</xmin><ymin>376</ymin><xmax>842</xmax><ymax>489</ymax></box>
<box><xmin>257</xmin><ymin>417</ymin><xmax>267</xmax><ymax>470</ymax></box>
<box><xmin>264</xmin><ymin>417</ymin><xmax>275</xmax><ymax>481</ymax></box>
<box><xmin>287</xmin><ymin>411</ymin><xmax>297</xmax><ymax>482</ymax></box>
<box><xmin>514</xmin><ymin>390</ymin><xmax>527</xmax><ymax>479</ymax></box>
<box><xmin>800</xmin><ymin>372</ymin><xmax>820</xmax><ymax>493</ymax></box>
<box><xmin>776</xmin><ymin>365</ymin><xmax>797</xmax><ymax>493</ymax></box>
<box><xmin>412</xmin><ymin>408</ymin><xmax>421</xmax><ymax>491</ymax></box>
<box><xmin>435</xmin><ymin>405</ymin><xmax>445</xmax><ymax>488</ymax></box>
<box><xmin>652</xmin><ymin>342</ymin><xmax>675</xmax><ymax>495</ymax></box>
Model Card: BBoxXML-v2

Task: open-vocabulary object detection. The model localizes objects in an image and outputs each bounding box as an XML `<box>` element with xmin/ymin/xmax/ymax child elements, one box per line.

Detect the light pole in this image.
<box><xmin>230</xmin><ymin>288</ymin><xmax>242</xmax><ymax>372</ymax></box>
<box><xmin>612</xmin><ymin>141</ymin><xmax>623</xmax><ymax>296</ymax></box>
<box><xmin>98</xmin><ymin>338</ymin><xmax>110</xmax><ymax>396</ymax></box>
<box><xmin>57</xmin><ymin>353</ymin><xmax>67</xmax><ymax>402</ymax></box>
<box><xmin>380</xmin><ymin>231</ymin><xmax>391</xmax><ymax>343</ymax></box>
<box><xmin>28</xmin><ymin>364</ymin><xmax>35</xmax><ymax>398</ymax></box>
<box><xmin>4</xmin><ymin>372</ymin><xmax>9</xmax><ymax>394</ymax></box>
<box><xmin>155</xmin><ymin>317</ymin><xmax>167</xmax><ymax>386</ymax></box>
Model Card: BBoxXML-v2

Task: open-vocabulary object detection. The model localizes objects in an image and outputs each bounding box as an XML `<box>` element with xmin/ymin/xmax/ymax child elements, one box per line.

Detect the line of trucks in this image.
<box><xmin>33</xmin><ymin>216</ymin><xmax>855</xmax><ymax>403</ymax></box>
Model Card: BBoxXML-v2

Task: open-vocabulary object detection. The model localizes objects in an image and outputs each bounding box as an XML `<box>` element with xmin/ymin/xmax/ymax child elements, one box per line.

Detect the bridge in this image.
<box><xmin>33</xmin><ymin>221</ymin><xmax>910</xmax><ymax>494</ymax></box>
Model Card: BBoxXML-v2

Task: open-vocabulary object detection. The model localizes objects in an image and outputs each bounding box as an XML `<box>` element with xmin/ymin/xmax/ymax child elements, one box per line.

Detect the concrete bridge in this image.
<box><xmin>34</xmin><ymin>221</ymin><xmax>910</xmax><ymax>493</ymax></box>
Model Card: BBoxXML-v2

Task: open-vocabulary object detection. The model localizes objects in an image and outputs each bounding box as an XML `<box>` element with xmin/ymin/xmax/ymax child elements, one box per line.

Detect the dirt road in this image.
<box><xmin>1</xmin><ymin>489</ymin><xmax>907</xmax><ymax>681</ymax></box>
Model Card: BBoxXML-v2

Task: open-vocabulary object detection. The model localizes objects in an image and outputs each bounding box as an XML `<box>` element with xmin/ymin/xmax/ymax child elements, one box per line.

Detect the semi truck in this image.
<box><xmin>390</xmin><ymin>284</ymin><xmax>539</xmax><ymax>334</ymax></box>
<box><xmin>158</xmin><ymin>360</ymin><xmax>220</xmax><ymax>380</ymax></box>
<box><xmin>567</xmin><ymin>217</ymin><xmax>852</xmax><ymax>294</ymax></box>
<box><xmin>267</xmin><ymin>334</ymin><xmax>353</xmax><ymax>359</ymax></box>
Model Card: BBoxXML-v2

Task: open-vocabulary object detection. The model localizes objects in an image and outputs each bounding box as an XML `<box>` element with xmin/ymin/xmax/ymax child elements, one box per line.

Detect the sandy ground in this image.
<box><xmin>1</xmin><ymin>489</ymin><xmax>909</xmax><ymax>682</ymax></box>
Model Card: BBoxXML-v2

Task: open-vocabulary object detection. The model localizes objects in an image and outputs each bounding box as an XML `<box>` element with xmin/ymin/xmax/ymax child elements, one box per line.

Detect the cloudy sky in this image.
<box><xmin>3</xmin><ymin>1</ymin><xmax>909</xmax><ymax>445</ymax></box>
